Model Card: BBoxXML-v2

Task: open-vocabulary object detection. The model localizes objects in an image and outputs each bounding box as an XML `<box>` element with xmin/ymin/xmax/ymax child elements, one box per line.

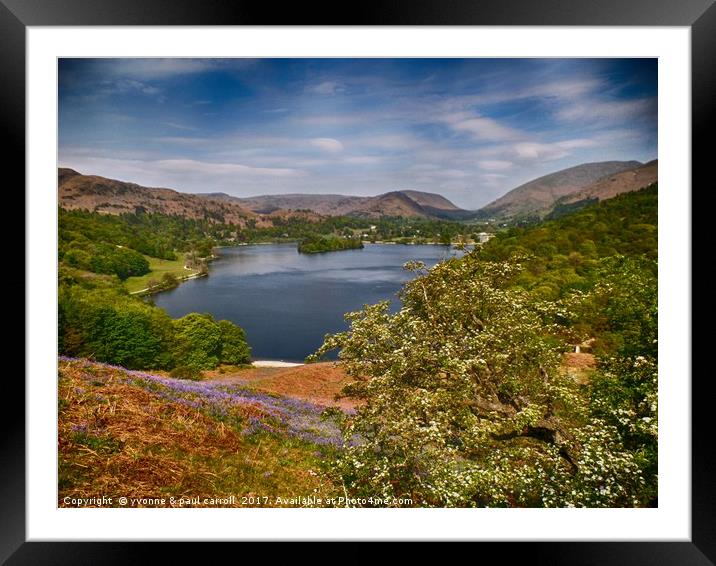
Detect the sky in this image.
<box><xmin>58</xmin><ymin>58</ymin><xmax>657</xmax><ymax>209</ymax></box>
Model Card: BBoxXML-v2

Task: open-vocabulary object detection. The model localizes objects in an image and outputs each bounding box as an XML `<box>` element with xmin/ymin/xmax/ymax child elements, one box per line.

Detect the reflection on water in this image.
<box><xmin>153</xmin><ymin>243</ymin><xmax>463</xmax><ymax>362</ymax></box>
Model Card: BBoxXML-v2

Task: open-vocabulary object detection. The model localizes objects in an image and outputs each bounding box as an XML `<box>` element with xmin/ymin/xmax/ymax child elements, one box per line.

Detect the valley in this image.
<box><xmin>52</xmin><ymin>56</ymin><xmax>661</xmax><ymax>513</ymax></box>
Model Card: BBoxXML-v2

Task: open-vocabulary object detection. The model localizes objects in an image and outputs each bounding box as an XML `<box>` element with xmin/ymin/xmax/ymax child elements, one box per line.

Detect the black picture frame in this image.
<box><xmin>6</xmin><ymin>0</ymin><xmax>709</xmax><ymax>563</ymax></box>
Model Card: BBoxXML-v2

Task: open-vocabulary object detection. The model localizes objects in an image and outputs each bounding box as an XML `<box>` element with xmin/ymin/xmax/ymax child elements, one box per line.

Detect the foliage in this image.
<box><xmin>59</xmin><ymin>208</ymin><xmax>219</xmax><ymax>260</ymax></box>
<box><xmin>545</xmin><ymin>197</ymin><xmax>599</xmax><ymax>220</ymax></box>
<box><xmin>570</xmin><ymin>256</ymin><xmax>657</xmax><ymax>356</ymax></box>
<box><xmin>171</xmin><ymin>313</ymin><xmax>253</xmax><ymax>371</ymax></box>
<box><xmin>297</xmin><ymin>235</ymin><xmax>364</xmax><ymax>254</ymax></box>
<box><xmin>588</xmin><ymin>354</ymin><xmax>657</xmax><ymax>503</ymax></box>
<box><xmin>59</xmin><ymin>285</ymin><xmax>175</xmax><ymax>369</ymax></box>
<box><xmin>218</xmin><ymin>320</ymin><xmax>252</xmax><ymax>365</ymax></box>
<box><xmin>58</xmin><ymin>278</ymin><xmax>252</xmax><ymax>371</ymax></box>
<box><xmin>63</xmin><ymin>241</ymin><xmax>149</xmax><ymax>280</ymax></box>
<box><xmin>478</xmin><ymin>184</ymin><xmax>657</xmax><ymax>301</ymax></box>
<box><xmin>311</xmin><ymin>248</ymin><xmax>657</xmax><ymax>507</ymax></box>
<box><xmin>172</xmin><ymin>313</ymin><xmax>224</xmax><ymax>370</ymax></box>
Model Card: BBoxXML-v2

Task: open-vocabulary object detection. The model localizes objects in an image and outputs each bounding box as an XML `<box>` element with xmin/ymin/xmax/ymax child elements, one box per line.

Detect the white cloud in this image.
<box><xmin>477</xmin><ymin>160</ymin><xmax>513</xmax><ymax>171</ymax></box>
<box><xmin>151</xmin><ymin>136</ymin><xmax>212</xmax><ymax>145</ymax></box>
<box><xmin>448</xmin><ymin>115</ymin><xmax>525</xmax><ymax>142</ymax></box>
<box><xmin>430</xmin><ymin>78</ymin><xmax>605</xmax><ymax>112</ymax></box>
<box><xmin>62</xmin><ymin>155</ymin><xmax>303</xmax><ymax>178</ymax></box>
<box><xmin>505</xmin><ymin>138</ymin><xmax>599</xmax><ymax>162</ymax></box>
<box><xmin>436</xmin><ymin>169</ymin><xmax>469</xmax><ymax>178</ymax></box>
<box><xmin>527</xmin><ymin>78</ymin><xmax>605</xmax><ymax>100</ymax></box>
<box><xmin>154</xmin><ymin>159</ymin><xmax>304</xmax><ymax>178</ymax></box>
<box><xmin>163</xmin><ymin>122</ymin><xmax>199</xmax><ymax>131</ymax></box>
<box><xmin>343</xmin><ymin>156</ymin><xmax>383</xmax><ymax>165</ymax></box>
<box><xmin>104</xmin><ymin>59</ymin><xmax>254</xmax><ymax>80</ymax></box>
<box><xmin>310</xmin><ymin>138</ymin><xmax>344</xmax><ymax>153</ymax></box>
<box><xmin>556</xmin><ymin>97</ymin><xmax>656</xmax><ymax>124</ymax></box>
<box><xmin>79</xmin><ymin>78</ymin><xmax>165</xmax><ymax>101</ymax></box>
<box><xmin>293</xmin><ymin>114</ymin><xmax>364</xmax><ymax>126</ymax></box>
<box><xmin>468</xmin><ymin>137</ymin><xmax>599</xmax><ymax>164</ymax></box>
<box><xmin>355</xmin><ymin>133</ymin><xmax>424</xmax><ymax>150</ymax></box>
<box><xmin>111</xmin><ymin>79</ymin><xmax>161</xmax><ymax>95</ymax></box>
<box><xmin>510</xmin><ymin>142</ymin><xmax>570</xmax><ymax>161</ymax></box>
<box><xmin>308</xmin><ymin>81</ymin><xmax>346</xmax><ymax>95</ymax></box>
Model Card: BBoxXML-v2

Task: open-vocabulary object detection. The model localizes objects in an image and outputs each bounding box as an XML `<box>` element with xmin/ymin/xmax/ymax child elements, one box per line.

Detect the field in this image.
<box><xmin>123</xmin><ymin>253</ymin><xmax>198</xmax><ymax>294</ymax></box>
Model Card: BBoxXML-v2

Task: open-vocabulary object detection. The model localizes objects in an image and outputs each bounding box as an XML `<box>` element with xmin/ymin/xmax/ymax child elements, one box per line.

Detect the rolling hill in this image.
<box><xmin>203</xmin><ymin>193</ymin><xmax>365</xmax><ymax>216</ymax></box>
<box><xmin>557</xmin><ymin>160</ymin><xmax>658</xmax><ymax>206</ymax></box>
<box><xmin>59</xmin><ymin>168</ymin><xmax>471</xmax><ymax>221</ymax></box>
<box><xmin>477</xmin><ymin>160</ymin><xmax>644</xmax><ymax>220</ymax></box>
<box><xmin>202</xmin><ymin>189</ymin><xmax>470</xmax><ymax>219</ymax></box>
<box><xmin>58</xmin><ymin>169</ymin><xmax>319</xmax><ymax>228</ymax></box>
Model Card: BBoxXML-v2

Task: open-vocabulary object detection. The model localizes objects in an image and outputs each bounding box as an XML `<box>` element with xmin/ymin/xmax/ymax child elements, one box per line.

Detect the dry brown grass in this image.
<box><xmin>205</xmin><ymin>362</ymin><xmax>360</xmax><ymax>411</ymax></box>
<box><xmin>58</xmin><ymin>361</ymin><xmax>336</xmax><ymax>507</ymax></box>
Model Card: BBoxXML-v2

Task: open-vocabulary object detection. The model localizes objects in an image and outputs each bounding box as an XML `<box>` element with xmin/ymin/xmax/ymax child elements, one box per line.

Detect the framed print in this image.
<box><xmin>7</xmin><ymin>0</ymin><xmax>711</xmax><ymax>562</ymax></box>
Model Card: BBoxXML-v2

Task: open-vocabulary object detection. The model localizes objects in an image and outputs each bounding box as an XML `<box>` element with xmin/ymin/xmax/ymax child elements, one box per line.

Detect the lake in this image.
<box><xmin>152</xmin><ymin>243</ymin><xmax>464</xmax><ymax>362</ymax></box>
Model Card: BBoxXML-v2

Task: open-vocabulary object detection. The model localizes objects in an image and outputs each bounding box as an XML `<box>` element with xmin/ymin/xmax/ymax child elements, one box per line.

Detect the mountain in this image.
<box><xmin>202</xmin><ymin>189</ymin><xmax>470</xmax><ymax>219</ymax></box>
<box><xmin>59</xmin><ymin>169</ymin><xmax>469</xmax><ymax>222</ymax></box>
<box><xmin>557</xmin><ymin>160</ymin><xmax>658</xmax><ymax>205</ymax></box>
<box><xmin>58</xmin><ymin>167</ymin><xmax>82</xmax><ymax>186</ymax></box>
<box><xmin>58</xmin><ymin>170</ymin><xmax>319</xmax><ymax>228</ymax></box>
<box><xmin>350</xmin><ymin>191</ymin><xmax>431</xmax><ymax>218</ymax></box>
<box><xmin>393</xmin><ymin>190</ymin><xmax>461</xmax><ymax>212</ymax></box>
<box><xmin>59</xmin><ymin>161</ymin><xmax>653</xmax><ymax>226</ymax></box>
<box><xmin>478</xmin><ymin>161</ymin><xmax>644</xmax><ymax>219</ymax></box>
<box><xmin>204</xmin><ymin>193</ymin><xmax>366</xmax><ymax>215</ymax></box>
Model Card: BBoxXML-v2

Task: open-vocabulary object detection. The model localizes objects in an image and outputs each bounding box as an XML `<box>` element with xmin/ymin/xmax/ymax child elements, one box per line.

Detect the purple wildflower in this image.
<box><xmin>59</xmin><ymin>356</ymin><xmax>343</xmax><ymax>446</ymax></box>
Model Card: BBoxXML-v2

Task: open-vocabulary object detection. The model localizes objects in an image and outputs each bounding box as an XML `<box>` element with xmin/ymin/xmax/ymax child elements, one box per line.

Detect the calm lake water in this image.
<box><xmin>152</xmin><ymin>243</ymin><xmax>463</xmax><ymax>362</ymax></box>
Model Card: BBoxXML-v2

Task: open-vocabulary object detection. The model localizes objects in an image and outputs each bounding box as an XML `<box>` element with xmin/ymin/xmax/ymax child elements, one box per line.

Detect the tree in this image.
<box><xmin>218</xmin><ymin>320</ymin><xmax>252</xmax><ymax>365</ymax></box>
<box><xmin>58</xmin><ymin>286</ymin><xmax>174</xmax><ymax>369</ymax></box>
<box><xmin>311</xmin><ymin>253</ymin><xmax>652</xmax><ymax>507</ymax></box>
<box><xmin>160</xmin><ymin>272</ymin><xmax>179</xmax><ymax>290</ymax></box>
<box><xmin>172</xmin><ymin>313</ymin><xmax>223</xmax><ymax>370</ymax></box>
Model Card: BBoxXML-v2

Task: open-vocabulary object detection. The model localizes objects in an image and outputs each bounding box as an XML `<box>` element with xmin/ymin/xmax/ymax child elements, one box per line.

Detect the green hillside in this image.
<box><xmin>479</xmin><ymin>183</ymin><xmax>657</xmax><ymax>300</ymax></box>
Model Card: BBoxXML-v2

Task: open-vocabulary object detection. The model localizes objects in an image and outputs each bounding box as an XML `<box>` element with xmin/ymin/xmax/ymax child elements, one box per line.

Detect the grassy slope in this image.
<box><xmin>123</xmin><ymin>252</ymin><xmax>198</xmax><ymax>293</ymax></box>
<box><xmin>58</xmin><ymin>358</ymin><xmax>340</xmax><ymax>507</ymax></box>
<box><xmin>204</xmin><ymin>362</ymin><xmax>358</xmax><ymax>411</ymax></box>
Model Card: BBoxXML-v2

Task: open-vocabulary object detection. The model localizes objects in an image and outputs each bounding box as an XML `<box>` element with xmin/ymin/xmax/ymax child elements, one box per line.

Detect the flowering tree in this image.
<box><xmin>311</xmin><ymin>252</ymin><xmax>655</xmax><ymax>507</ymax></box>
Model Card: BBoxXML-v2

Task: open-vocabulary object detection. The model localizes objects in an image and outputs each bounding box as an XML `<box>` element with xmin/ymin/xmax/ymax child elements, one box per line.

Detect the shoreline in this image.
<box><xmin>130</xmin><ymin>270</ymin><xmax>207</xmax><ymax>296</ymax></box>
<box><xmin>216</xmin><ymin>240</ymin><xmax>465</xmax><ymax>249</ymax></box>
<box><xmin>252</xmin><ymin>360</ymin><xmax>305</xmax><ymax>368</ymax></box>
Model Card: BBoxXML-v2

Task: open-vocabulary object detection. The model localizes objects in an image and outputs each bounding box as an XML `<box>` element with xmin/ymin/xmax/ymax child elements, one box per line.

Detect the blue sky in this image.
<box><xmin>58</xmin><ymin>58</ymin><xmax>657</xmax><ymax>209</ymax></box>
